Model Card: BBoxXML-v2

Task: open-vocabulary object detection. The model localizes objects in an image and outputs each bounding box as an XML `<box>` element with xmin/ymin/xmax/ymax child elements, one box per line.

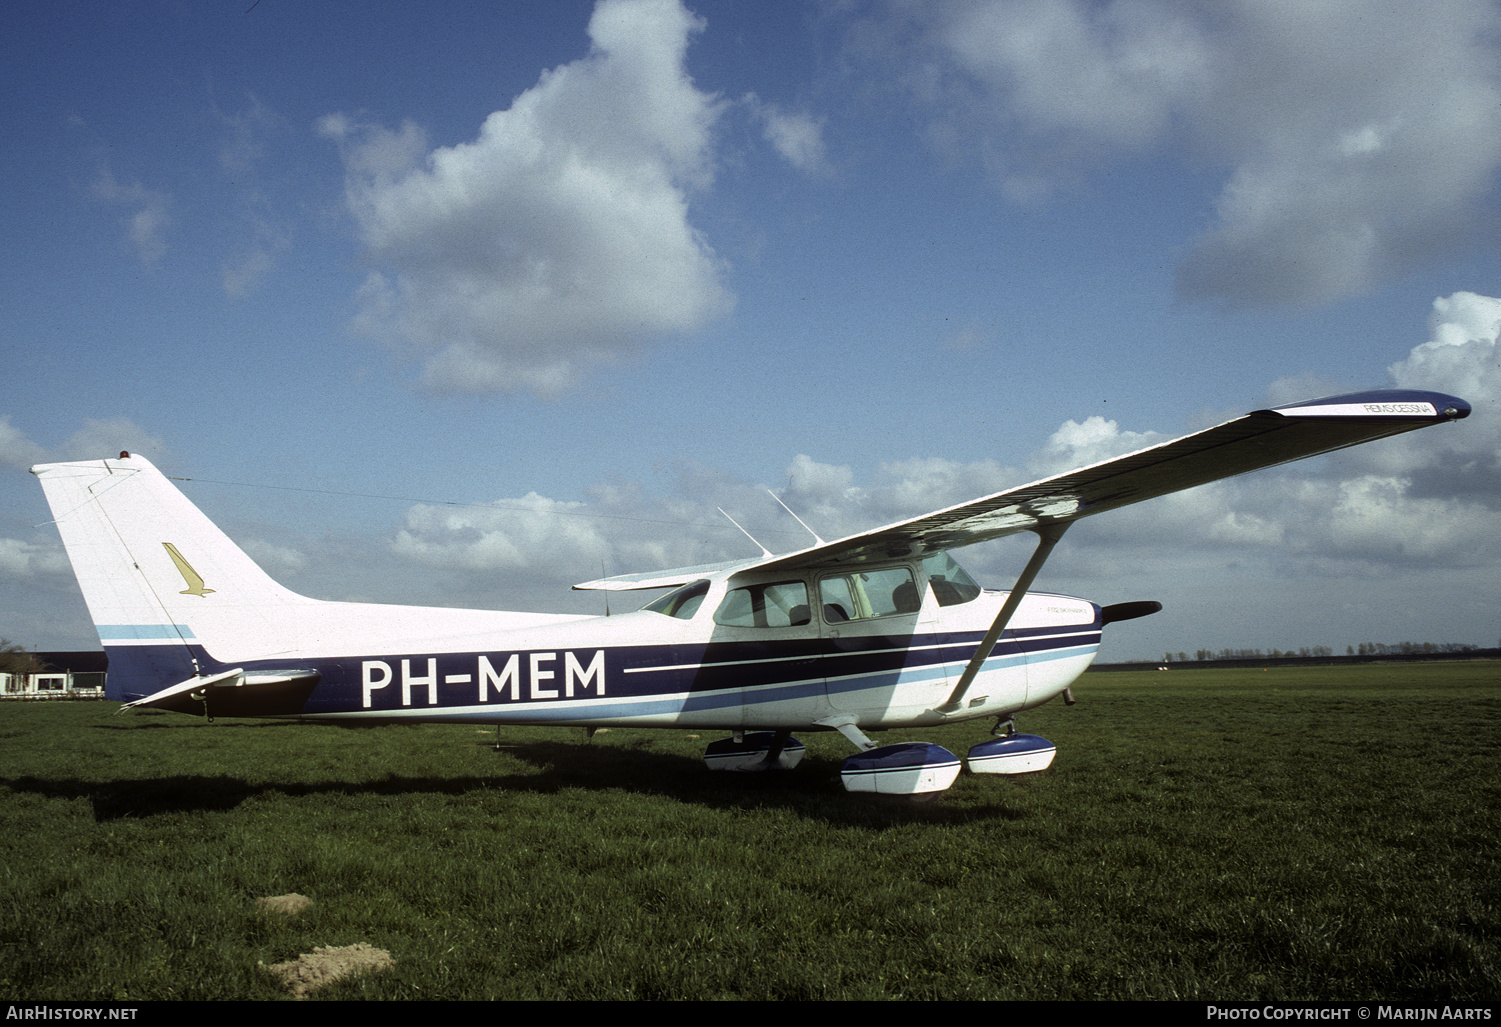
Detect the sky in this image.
<box><xmin>2</xmin><ymin>0</ymin><xmax>1499</xmax><ymax>662</ymax></box>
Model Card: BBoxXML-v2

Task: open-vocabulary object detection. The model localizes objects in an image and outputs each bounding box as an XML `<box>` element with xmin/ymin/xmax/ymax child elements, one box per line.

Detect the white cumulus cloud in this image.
<box><xmin>0</xmin><ymin>416</ymin><xmax>164</xmax><ymax>469</ymax></box>
<box><xmin>0</xmin><ymin>417</ymin><xmax>47</xmax><ymax>471</ymax></box>
<box><xmin>1390</xmin><ymin>291</ymin><xmax>1501</xmax><ymax>410</ymax></box>
<box><xmin>324</xmin><ymin>0</ymin><xmax>731</xmax><ymax>397</ymax></box>
<box><xmin>1358</xmin><ymin>291</ymin><xmax>1501</xmax><ymax>495</ymax></box>
<box><xmin>239</xmin><ymin>539</ymin><xmax>308</xmax><ymax>577</ymax></box>
<box><xmin>882</xmin><ymin>0</ymin><xmax>1501</xmax><ymax>306</ymax></box>
<box><xmin>394</xmin><ymin>494</ymin><xmax>612</xmax><ymax>574</ymax></box>
<box><xmin>1030</xmin><ymin>415</ymin><xmax>1166</xmax><ymax>475</ymax></box>
<box><xmin>1326</xmin><ymin>475</ymin><xmax>1500</xmax><ymax>564</ymax></box>
<box><xmin>0</xmin><ymin>538</ymin><xmax>69</xmax><ymax>578</ymax></box>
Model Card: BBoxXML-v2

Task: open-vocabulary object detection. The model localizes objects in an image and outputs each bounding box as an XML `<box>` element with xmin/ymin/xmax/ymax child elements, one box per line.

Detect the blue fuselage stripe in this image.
<box><xmin>102</xmin><ymin>626</ymin><xmax>1102</xmax><ymax>713</ymax></box>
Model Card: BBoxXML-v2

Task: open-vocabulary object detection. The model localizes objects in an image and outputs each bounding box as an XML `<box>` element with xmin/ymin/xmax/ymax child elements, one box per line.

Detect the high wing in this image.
<box><xmin>575</xmin><ymin>389</ymin><xmax>1468</xmax><ymax>589</ymax></box>
<box><xmin>572</xmin><ymin>557</ymin><xmax>767</xmax><ymax>592</ymax></box>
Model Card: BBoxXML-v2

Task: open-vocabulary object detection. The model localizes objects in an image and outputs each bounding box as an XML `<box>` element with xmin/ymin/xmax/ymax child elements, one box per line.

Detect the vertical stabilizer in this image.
<box><xmin>32</xmin><ymin>454</ymin><xmax>315</xmax><ymax>699</ymax></box>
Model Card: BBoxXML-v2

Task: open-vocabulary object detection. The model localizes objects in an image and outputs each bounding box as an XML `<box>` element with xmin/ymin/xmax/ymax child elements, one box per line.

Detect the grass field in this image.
<box><xmin>1</xmin><ymin>662</ymin><xmax>1497</xmax><ymax>1000</ymax></box>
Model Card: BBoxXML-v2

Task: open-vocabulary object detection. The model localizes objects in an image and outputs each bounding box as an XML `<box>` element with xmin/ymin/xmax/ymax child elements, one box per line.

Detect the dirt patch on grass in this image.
<box><xmin>256</xmin><ymin>893</ymin><xmax>312</xmax><ymax>915</ymax></box>
<box><xmin>263</xmin><ymin>943</ymin><xmax>394</xmax><ymax>998</ymax></box>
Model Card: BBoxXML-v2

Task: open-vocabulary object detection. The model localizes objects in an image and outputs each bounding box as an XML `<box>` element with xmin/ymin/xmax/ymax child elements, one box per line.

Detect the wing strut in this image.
<box><xmin>936</xmin><ymin>521</ymin><xmax>1071</xmax><ymax>715</ymax></box>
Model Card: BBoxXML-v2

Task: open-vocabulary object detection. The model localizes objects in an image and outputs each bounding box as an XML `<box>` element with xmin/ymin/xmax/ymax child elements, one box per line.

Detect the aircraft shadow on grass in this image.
<box><xmin>3</xmin><ymin>734</ymin><xmax>1029</xmax><ymax>826</ymax></box>
<box><xmin>72</xmin><ymin>714</ymin><xmax>1032</xmax><ymax>822</ymax></box>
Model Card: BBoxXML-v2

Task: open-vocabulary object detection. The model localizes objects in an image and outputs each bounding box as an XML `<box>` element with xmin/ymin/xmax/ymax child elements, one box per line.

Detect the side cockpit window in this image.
<box><xmin>921</xmin><ymin>551</ymin><xmax>982</xmax><ymax>606</ymax></box>
<box><xmin>712</xmin><ymin>581</ymin><xmax>811</xmax><ymax>628</ymax></box>
<box><xmin>818</xmin><ymin>566</ymin><xmax>918</xmax><ymax>622</ymax></box>
<box><xmin>642</xmin><ymin>579</ymin><xmax>710</xmax><ymax>619</ymax></box>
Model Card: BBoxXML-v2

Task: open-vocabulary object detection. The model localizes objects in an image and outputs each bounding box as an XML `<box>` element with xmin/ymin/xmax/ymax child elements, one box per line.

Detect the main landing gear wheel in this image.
<box><xmin>703</xmin><ymin>730</ymin><xmax>806</xmax><ymax>772</ymax></box>
<box><xmin>839</xmin><ymin>741</ymin><xmax>963</xmax><ymax>796</ymax></box>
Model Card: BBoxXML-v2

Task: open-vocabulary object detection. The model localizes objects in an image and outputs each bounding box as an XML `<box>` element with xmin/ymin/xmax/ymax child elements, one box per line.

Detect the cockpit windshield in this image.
<box><xmin>921</xmin><ymin>551</ymin><xmax>982</xmax><ymax>606</ymax></box>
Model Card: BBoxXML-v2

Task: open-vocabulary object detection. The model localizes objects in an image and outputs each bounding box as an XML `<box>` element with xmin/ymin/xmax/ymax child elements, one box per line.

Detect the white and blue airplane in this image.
<box><xmin>32</xmin><ymin>389</ymin><xmax>1469</xmax><ymax>796</ymax></box>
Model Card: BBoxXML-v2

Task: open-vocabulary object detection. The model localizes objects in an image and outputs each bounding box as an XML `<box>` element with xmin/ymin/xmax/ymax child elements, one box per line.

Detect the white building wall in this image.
<box><xmin>0</xmin><ymin>670</ymin><xmax>105</xmax><ymax>697</ymax></box>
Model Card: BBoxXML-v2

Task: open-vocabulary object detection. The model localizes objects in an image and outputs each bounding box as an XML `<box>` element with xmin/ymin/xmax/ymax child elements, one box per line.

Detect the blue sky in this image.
<box><xmin>3</xmin><ymin>0</ymin><xmax>1499</xmax><ymax>661</ymax></box>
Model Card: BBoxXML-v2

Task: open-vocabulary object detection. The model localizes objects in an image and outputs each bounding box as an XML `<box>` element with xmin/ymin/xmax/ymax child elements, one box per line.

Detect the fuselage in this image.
<box><xmin>103</xmin><ymin>559</ymin><xmax>1102</xmax><ymax>732</ymax></box>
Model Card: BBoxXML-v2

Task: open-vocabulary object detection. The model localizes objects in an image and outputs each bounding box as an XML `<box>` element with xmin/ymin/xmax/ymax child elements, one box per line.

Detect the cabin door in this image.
<box><xmin>816</xmin><ymin>565</ymin><xmax>948</xmax><ymax>715</ymax></box>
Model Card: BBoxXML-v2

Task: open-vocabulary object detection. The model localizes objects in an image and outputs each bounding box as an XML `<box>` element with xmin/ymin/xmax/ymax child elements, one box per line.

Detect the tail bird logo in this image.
<box><xmin>162</xmin><ymin>542</ymin><xmax>215</xmax><ymax>596</ymax></box>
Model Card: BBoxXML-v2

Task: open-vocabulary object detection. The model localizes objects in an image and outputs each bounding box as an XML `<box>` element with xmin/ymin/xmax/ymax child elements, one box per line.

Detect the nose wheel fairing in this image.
<box><xmin>966</xmin><ymin>733</ymin><xmax>1056</xmax><ymax>774</ymax></box>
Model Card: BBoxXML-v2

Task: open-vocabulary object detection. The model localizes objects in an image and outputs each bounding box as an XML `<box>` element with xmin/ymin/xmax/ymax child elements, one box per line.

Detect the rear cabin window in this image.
<box><xmin>712</xmin><ymin>581</ymin><xmax>811</xmax><ymax>628</ymax></box>
<box><xmin>642</xmin><ymin>579</ymin><xmax>710</xmax><ymax>619</ymax></box>
<box><xmin>818</xmin><ymin>567</ymin><xmax>918</xmax><ymax>622</ymax></box>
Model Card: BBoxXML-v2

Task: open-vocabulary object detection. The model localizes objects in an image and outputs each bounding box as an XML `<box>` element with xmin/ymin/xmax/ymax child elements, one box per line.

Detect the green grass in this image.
<box><xmin>1</xmin><ymin>662</ymin><xmax>1498</xmax><ymax>1000</ymax></box>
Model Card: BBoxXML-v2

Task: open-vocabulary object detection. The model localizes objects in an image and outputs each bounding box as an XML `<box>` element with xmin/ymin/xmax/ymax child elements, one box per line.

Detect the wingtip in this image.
<box><xmin>1268</xmin><ymin>389</ymin><xmax>1470</xmax><ymax>421</ymax></box>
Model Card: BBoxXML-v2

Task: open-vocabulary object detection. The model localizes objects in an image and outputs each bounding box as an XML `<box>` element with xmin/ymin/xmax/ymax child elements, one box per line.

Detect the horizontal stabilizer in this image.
<box><xmin>120</xmin><ymin>667</ymin><xmax>321</xmax><ymax>717</ymax></box>
<box><xmin>120</xmin><ymin>667</ymin><xmax>247</xmax><ymax>712</ymax></box>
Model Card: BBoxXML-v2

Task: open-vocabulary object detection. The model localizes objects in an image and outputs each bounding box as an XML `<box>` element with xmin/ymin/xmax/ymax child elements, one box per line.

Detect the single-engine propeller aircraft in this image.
<box><xmin>33</xmin><ymin>389</ymin><xmax>1469</xmax><ymax>796</ymax></box>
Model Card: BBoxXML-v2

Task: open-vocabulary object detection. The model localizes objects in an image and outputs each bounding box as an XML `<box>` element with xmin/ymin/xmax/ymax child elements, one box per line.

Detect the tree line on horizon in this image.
<box><xmin>1161</xmin><ymin>641</ymin><xmax>1490</xmax><ymax>663</ymax></box>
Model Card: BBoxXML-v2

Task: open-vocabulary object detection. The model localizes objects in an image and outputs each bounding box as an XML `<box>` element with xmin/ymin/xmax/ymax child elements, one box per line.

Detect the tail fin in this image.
<box><xmin>32</xmin><ymin>454</ymin><xmax>315</xmax><ymax>700</ymax></box>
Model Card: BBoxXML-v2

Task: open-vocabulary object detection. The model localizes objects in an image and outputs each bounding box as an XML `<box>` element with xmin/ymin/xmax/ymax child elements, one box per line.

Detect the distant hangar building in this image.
<box><xmin>0</xmin><ymin>651</ymin><xmax>106</xmax><ymax>699</ymax></box>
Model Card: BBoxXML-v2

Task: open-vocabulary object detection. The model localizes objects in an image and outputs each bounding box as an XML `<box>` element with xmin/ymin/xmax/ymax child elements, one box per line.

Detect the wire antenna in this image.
<box><xmin>767</xmin><ymin>489</ymin><xmax>824</xmax><ymax>545</ymax></box>
<box><xmin>718</xmin><ymin>508</ymin><xmax>772</xmax><ymax>557</ymax></box>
